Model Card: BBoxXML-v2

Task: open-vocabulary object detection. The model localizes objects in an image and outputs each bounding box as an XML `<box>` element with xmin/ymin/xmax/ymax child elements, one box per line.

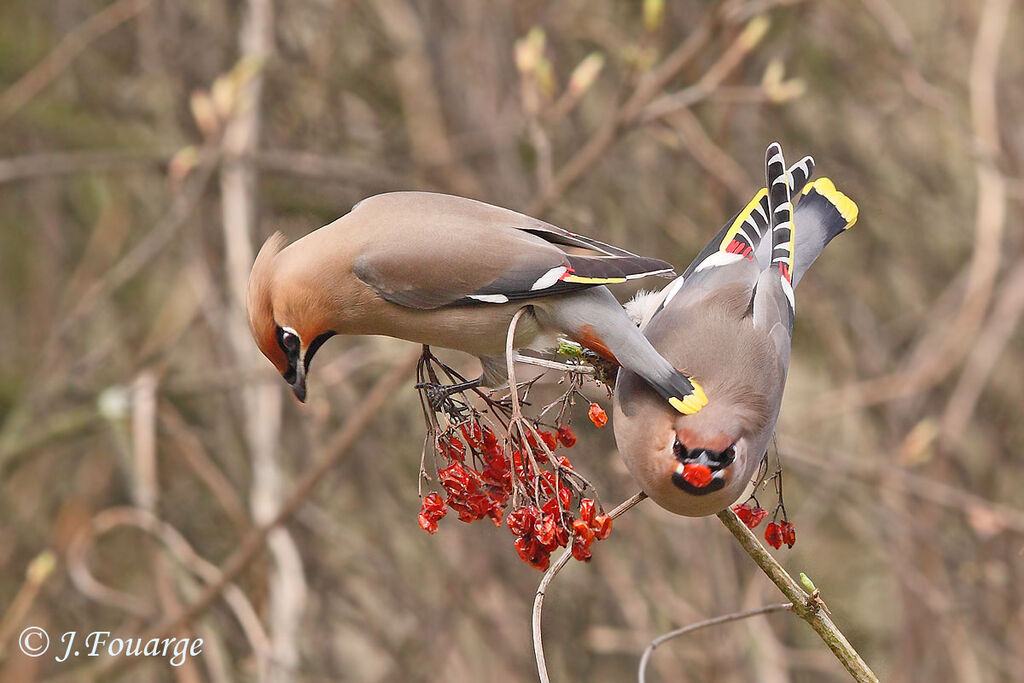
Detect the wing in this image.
<box><xmin>348</xmin><ymin>192</ymin><xmax>674</xmax><ymax>310</ymax></box>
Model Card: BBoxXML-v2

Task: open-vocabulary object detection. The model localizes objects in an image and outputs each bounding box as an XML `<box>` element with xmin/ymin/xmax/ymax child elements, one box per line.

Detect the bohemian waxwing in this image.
<box><xmin>613</xmin><ymin>143</ymin><xmax>858</xmax><ymax>516</ymax></box>
<box><xmin>246</xmin><ymin>191</ymin><xmax>707</xmax><ymax>413</ymax></box>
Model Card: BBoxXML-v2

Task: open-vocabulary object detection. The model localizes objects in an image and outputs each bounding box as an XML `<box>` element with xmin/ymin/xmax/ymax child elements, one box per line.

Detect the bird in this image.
<box><xmin>613</xmin><ymin>143</ymin><xmax>858</xmax><ymax>516</ymax></box>
<box><xmin>246</xmin><ymin>191</ymin><xmax>707</xmax><ymax>414</ymax></box>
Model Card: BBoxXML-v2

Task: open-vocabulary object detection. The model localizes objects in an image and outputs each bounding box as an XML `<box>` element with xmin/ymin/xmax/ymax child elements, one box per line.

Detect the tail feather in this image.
<box><xmin>683</xmin><ymin>156</ymin><xmax>816</xmax><ymax>279</ymax></box>
<box><xmin>766</xmin><ymin>143</ymin><xmax>795</xmax><ymax>281</ymax></box>
<box><xmin>791</xmin><ymin>177</ymin><xmax>858</xmax><ymax>287</ymax></box>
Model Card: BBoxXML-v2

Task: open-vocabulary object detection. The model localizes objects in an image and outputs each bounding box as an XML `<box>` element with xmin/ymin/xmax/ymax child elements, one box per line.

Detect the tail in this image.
<box><xmin>766</xmin><ymin>142</ymin><xmax>796</xmax><ymax>286</ymax></box>
<box><xmin>790</xmin><ymin>177</ymin><xmax>858</xmax><ymax>288</ymax></box>
<box><xmin>683</xmin><ymin>155</ymin><xmax>815</xmax><ymax>279</ymax></box>
<box><xmin>539</xmin><ymin>288</ymin><xmax>708</xmax><ymax>415</ymax></box>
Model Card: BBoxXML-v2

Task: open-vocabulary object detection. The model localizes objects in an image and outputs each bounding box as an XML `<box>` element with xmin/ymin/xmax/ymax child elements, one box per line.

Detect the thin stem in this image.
<box><xmin>533</xmin><ymin>491</ymin><xmax>648</xmax><ymax>683</ymax></box>
<box><xmin>716</xmin><ymin>509</ymin><xmax>879</xmax><ymax>682</ymax></box>
<box><xmin>513</xmin><ymin>352</ymin><xmax>595</xmax><ymax>375</ymax></box>
<box><xmin>637</xmin><ymin>603</ymin><xmax>793</xmax><ymax>683</ymax></box>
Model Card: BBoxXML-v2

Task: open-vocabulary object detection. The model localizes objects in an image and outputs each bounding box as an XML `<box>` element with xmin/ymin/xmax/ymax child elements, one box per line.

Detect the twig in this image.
<box><xmin>637</xmin><ymin>602</ymin><xmax>793</xmax><ymax>683</ymax></box>
<box><xmin>0</xmin><ymin>552</ymin><xmax>57</xmax><ymax>654</ymax></box>
<box><xmin>533</xmin><ymin>491</ymin><xmax>648</xmax><ymax>683</ymax></box>
<box><xmin>716</xmin><ymin>509</ymin><xmax>879</xmax><ymax>682</ymax></box>
<box><xmin>0</xmin><ymin>148</ymin><xmax>403</xmax><ymax>187</ymax></box>
<box><xmin>0</xmin><ymin>0</ymin><xmax>152</xmax><ymax>124</ymax></box>
<box><xmin>807</xmin><ymin>0</ymin><xmax>1012</xmax><ymax>417</ymax></box>
<box><xmin>640</xmin><ymin>16</ymin><xmax>770</xmax><ymax>123</ymax></box>
<box><xmin>513</xmin><ymin>352</ymin><xmax>595</xmax><ymax>376</ymax></box>
<box><xmin>66</xmin><ymin>507</ymin><xmax>270</xmax><ymax>674</ymax></box>
<box><xmin>62</xmin><ymin>349</ymin><xmax>420</xmax><ymax>682</ymax></box>
<box><xmin>526</xmin><ymin>6</ymin><xmax>720</xmax><ymax>216</ymax></box>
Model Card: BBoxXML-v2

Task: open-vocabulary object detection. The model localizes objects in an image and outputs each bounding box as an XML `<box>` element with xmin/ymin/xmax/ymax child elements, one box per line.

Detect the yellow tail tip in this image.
<box><xmin>806</xmin><ymin>177</ymin><xmax>859</xmax><ymax>228</ymax></box>
<box><xmin>669</xmin><ymin>380</ymin><xmax>708</xmax><ymax>415</ymax></box>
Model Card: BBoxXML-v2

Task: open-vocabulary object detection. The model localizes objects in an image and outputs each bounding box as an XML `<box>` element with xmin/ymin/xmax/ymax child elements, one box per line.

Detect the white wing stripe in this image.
<box><xmin>530</xmin><ymin>266</ymin><xmax>569</xmax><ymax>290</ymax></box>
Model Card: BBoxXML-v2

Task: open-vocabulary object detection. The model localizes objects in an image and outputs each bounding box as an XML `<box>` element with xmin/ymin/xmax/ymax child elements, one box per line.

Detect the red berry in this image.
<box><xmin>418</xmin><ymin>513</ymin><xmax>439</xmax><ymax>534</ymax></box>
<box><xmin>571</xmin><ymin>519</ymin><xmax>595</xmax><ymax>561</ymax></box>
<box><xmin>779</xmin><ymin>520</ymin><xmax>796</xmax><ymax>548</ymax></box>
<box><xmin>421</xmin><ymin>493</ymin><xmax>446</xmax><ymax>515</ymax></box>
<box><xmin>439</xmin><ymin>462</ymin><xmax>475</xmax><ymax>496</ymax></box>
<box><xmin>588</xmin><ymin>403</ymin><xmax>608</xmax><ymax>428</ymax></box>
<box><xmin>732</xmin><ymin>503</ymin><xmax>768</xmax><ymax>529</ymax></box>
<box><xmin>507</xmin><ymin>506</ymin><xmax>539</xmax><ymax>536</ymax></box>
<box><xmin>578</xmin><ymin>498</ymin><xmax>596</xmax><ymax>526</ymax></box>
<box><xmin>534</xmin><ymin>514</ymin><xmax>558</xmax><ymax>550</ymax></box>
<box><xmin>764</xmin><ymin>522</ymin><xmax>783</xmax><ymax>549</ymax></box>
<box><xmin>482</xmin><ymin>426</ymin><xmax>499</xmax><ymax>449</ymax></box>
<box><xmin>591</xmin><ymin>513</ymin><xmax>612</xmax><ymax>540</ymax></box>
<box><xmin>514</xmin><ymin>536</ymin><xmax>552</xmax><ymax>571</ymax></box>
<box><xmin>439</xmin><ymin>435</ymin><xmax>465</xmax><ymax>462</ymax></box>
<box><xmin>556</xmin><ymin>425</ymin><xmax>578</xmax><ymax>447</ymax></box>
<box><xmin>460</xmin><ymin>421</ymin><xmax>484</xmax><ymax>449</ymax></box>
<box><xmin>681</xmin><ymin>462</ymin><xmax>713</xmax><ymax>488</ymax></box>
<box><xmin>539</xmin><ymin>430</ymin><xmax>558</xmax><ymax>451</ymax></box>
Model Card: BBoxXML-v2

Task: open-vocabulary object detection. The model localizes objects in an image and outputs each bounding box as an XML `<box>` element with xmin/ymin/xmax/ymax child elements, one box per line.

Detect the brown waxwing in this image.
<box><xmin>246</xmin><ymin>191</ymin><xmax>707</xmax><ymax>413</ymax></box>
<box><xmin>614</xmin><ymin>143</ymin><xmax>858</xmax><ymax>516</ymax></box>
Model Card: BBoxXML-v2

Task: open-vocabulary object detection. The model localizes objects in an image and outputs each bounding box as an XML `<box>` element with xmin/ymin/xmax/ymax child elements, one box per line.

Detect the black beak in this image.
<box><xmin>290</xmin><ymin>375</ymin><xmax>307</xmax><ymax>402</ymax></box>
<box><xmin>285</xmin><ymin>354</ymin><xmax>307</xmax><ymax>402</ymax></box>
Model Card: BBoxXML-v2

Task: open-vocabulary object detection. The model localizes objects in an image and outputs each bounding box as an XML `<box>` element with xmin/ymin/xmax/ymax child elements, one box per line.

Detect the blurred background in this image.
<box><xmin>1</xmin><ymin>0</ymin><xmax>1022</xmax><ymax>680</ymax></box>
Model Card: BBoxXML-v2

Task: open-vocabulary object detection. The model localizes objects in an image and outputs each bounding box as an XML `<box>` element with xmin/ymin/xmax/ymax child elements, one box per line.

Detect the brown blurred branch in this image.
<box><xmin>160</xmin><ymin>402</ymin><xmax>252</xmax><ymax>533</ymax></box>
<box><xmin>0</xmin><ymin>0</ymin><xmax>152</xmax><ymax>124</ymax></box>
<box><xmin>67</xmin><ymin>507</ymin><xmax>270</xmax><ymax>670</ymax></box>
<box><xmin>716</xmin><ymin>509</ymin><xmax>879</xmax><ymax>682</ymax></box>
<box><xmin>0</xmin><ymin>552</ymin><xmax>57</xmax><ymax>656</ymax></box>
<box><xmin>526</xmin><ymin>6</ymin><xmax>720</xmax><ymax>216</ymax></box>
<box><xmin>372</xmin><ymin>0</ymin><xmax>482</xmax><ymax>197</ymax></box>
<box><xmin>640</xmin><ymin>16</ymin><xmax>769</xmax><ymax>123</ymax></box>
<box><xmin>69</xmin><ymin>349</ymin><xmax>420</xmax><ymax>682</ymax></box>
<box><xmin>0</xmin><ymin>148</ymin><xmax>405</xmax><ymax>188</ymax></box>
<box><xmin>638</xmin><ymin>602</ymin><xmax>793</xmax><ymax>683</ymax></box>
<box><xmin>663</xmin><ymin>107</ymin><xmax>756</xmax><ymax>201</ymax></box>
<box><xmin>809</xmin><ymin>0</ymin><xmax>1012</xmax><ymax>417</ymax></box>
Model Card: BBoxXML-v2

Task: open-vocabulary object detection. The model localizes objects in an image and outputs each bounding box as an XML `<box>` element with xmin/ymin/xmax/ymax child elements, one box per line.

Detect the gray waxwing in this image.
<box><xmin>613</xmin><ymin>143</ymin><xmax>858</xmax><ymax>516</ymax></box>
<box><xmin>246</xmin><ymin>191</ymin><xmax>707</xmax><ymax>413</ymax></box>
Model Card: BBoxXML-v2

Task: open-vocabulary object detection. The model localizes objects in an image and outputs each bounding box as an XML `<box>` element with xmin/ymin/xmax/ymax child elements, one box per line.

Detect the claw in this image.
<box><xmin>414</xmin><ymin>377</ymin><xmax>482</xmax><ymax>411</ymax></box>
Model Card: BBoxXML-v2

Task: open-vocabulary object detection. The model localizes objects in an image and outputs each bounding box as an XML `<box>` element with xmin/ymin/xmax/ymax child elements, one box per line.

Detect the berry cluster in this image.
<box><xmin>417</xmin><ymin>406</ymin><xmax>614</xmax><ymax>571</ymax></box>
<box><xmin>732</xmin><ymin>502</ymin><xmax>796</xmax><ymax>549</ymax></box>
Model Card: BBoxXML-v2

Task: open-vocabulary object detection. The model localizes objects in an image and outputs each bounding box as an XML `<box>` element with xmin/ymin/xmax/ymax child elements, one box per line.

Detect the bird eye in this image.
<box><xmin>673</xmin><ymin>437</ymin><xmax>688</xmax><ymax>460</ymax></box>
<box><xmin>277</xmin><ymin>327</ymin><xmax>300</xmax><ymax>354</ymax></box>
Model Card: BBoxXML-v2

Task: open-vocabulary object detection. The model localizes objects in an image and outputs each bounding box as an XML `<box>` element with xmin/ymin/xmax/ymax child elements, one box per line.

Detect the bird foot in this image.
<box><xmin>414</xmin><ymin>377</ymin><xmax>482</xmax><ymax>411</ymax></box>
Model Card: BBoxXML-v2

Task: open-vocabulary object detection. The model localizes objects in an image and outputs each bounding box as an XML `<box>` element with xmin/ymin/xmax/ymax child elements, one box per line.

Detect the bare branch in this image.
<box><xmin>0</xmin><ymin>0</ymin><xmax>152</xmax><ymax>124</ymax></box>
<box><xmin>638</xmin><ymin>602</ymin><xmax>793</xmax><ymax>683</ymax></box>
<box><xmin>716</xmin><ymin>509</ymin><xmax>879</xmax><ymax>682</ymax></box>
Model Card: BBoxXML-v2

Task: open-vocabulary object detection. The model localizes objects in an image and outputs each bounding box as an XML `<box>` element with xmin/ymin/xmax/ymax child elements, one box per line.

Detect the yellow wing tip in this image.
<box><xmin>562</xmin><ymin>275</ymin><xmax>628</xmax><ymax>285</ymax></box>
<box><xmin>807</xmin><ymin>177</ymin><xmax>859</xmax><ymax>228</ymax></box>
<box><xmin>668</xmin><ymin>380</ymin><xmax>708</xmax><ymax>415</ymax></box>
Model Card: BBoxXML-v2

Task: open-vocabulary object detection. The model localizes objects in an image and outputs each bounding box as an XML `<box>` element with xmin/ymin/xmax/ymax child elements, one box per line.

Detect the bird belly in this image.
<box><xmin>354</xmin><ymin>301</ymin><xmax>544</xmax><ymax>357</ymax></box>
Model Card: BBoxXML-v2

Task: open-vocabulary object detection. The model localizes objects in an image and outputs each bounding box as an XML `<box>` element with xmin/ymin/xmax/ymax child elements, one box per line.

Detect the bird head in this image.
<box><xmin>246</xmin><ymin>232</ymin><xmax>336</xmax><ymax>402</ymax></box>
<box><xmin>613</xmin><ymin>373</ymin><xmax>772</xmax><ymax>517</ymax></box>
